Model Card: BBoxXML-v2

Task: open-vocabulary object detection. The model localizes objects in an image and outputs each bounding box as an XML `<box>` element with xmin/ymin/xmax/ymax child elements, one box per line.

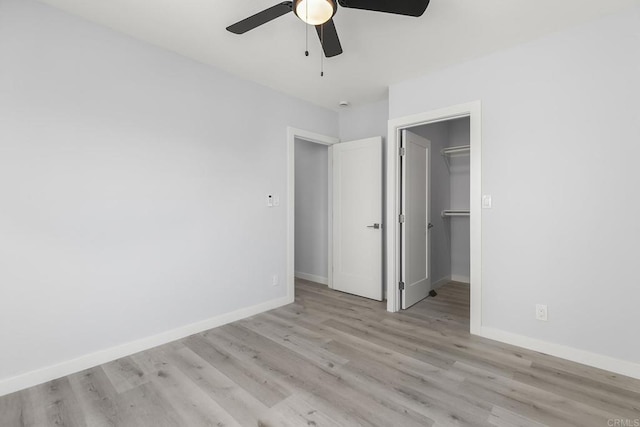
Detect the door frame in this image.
<box><xmin>386</xmin><ymin>101</ymin><xmax>482</xmax><ymax>335</ymax></box>
<box><xmin>287</xmin><ymin>127</ymin><xmax>340</xmax><ymax>304</ymax></box>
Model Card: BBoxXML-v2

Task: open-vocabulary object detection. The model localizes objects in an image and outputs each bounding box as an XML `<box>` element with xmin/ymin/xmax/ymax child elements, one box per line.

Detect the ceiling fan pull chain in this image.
<box><xmin>305</xmin><ymin>1</ymin><xmax>309</xmax><ymax>56</ymax></box>
<box><xmin>320</xmin><ymin>24</ymin><xmax>324</xmax><ymax>76</ymax></box>
<box><xmin>305</xmin><ymin>25</ymin><xmax>309</xmax><ymax>56</ymax></box>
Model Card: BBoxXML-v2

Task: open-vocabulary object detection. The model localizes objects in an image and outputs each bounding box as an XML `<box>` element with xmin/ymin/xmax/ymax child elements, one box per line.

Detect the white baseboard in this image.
<box><xmin>0</xmin><ymin>295</ymin><xmax>292</xmax><ymax>397</ymax></box>
<box><xmin>295</xmin><ymin>271</ymin><xmax>328</xmax><ymax>285</ymax></box>
<box><xmin>451</xmin><ymin>274</ymin><xmax>470</xmax><ymax>284</ymax></box>
<box><xmin>431</xmin><ymin>276</ymin><xmax>452</xmax><ymax>290</ymax></box>
<box><xmin>479</xmin><ymin>326</ymin><xmax>640</xmax><ymax>380</ymax></box>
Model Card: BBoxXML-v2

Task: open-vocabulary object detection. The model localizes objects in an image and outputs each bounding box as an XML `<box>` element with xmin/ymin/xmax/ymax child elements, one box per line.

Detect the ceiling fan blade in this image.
<box><xmin>315</xmin><ymin>19</ymin><xmax>343</xmax><ymax>58</ymax></box>
<box><xmin>226</xmin><ymin>2</ymin><xmax>293</xmax><ymax>34</ymax></box>
<box><xmin>337</xmin><ymin>0</ymin><xmax>430</xmax><ymax>17</ymax></box>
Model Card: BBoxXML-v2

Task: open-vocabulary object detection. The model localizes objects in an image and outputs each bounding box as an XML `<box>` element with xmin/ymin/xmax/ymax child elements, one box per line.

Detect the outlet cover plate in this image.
<box><xmin>536</xmin><ymin>304</ymin><xmax>548</xmax><ymax>321</ymax></box>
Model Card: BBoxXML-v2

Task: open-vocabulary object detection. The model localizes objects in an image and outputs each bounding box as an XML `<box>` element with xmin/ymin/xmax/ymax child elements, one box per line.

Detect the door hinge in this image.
<box><xmin>399</xmin><ymin>281</ymin><xmax>405</xmax><ymax>291</ymax></box>
<box><xmin>399</xmin><ymin>214</ymin><xmax>405</xmax><ymax>223</ymax></box>
<box><xmin>399</xmin><ymin>147</ymin><xmax>406</xmax><ymax>156</ymax></box>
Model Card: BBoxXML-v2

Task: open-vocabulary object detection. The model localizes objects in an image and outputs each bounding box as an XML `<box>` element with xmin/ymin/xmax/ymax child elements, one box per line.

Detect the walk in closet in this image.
<box><xmin>410</xmin><ymin>116</ymin><xmax>470</xmax><ymax>290</ymax></box>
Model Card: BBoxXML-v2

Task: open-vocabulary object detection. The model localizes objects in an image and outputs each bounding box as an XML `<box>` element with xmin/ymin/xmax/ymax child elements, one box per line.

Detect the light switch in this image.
<box><xmin>267</xmin><ymin>195</ymin><xmax>274</xmax><ymax>207</ymax></box>
<box><xmin>482</xmin><ymin>195</ymin><xmax>492</xmax><ymax>209</ymax></box>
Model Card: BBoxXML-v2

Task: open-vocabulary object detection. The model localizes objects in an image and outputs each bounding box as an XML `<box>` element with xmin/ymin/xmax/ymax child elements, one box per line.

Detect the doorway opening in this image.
<box><xmin>286</xmin><ymin>128</ymin><xmax>338</xmax><ymax>303</ymax></box>
<box><xmin>401</xmin><ymin>118</ymin><xmax>471</xmax><ymax>320</ymax></box>
<box><xmin>386</xmin><ymin>102</ymin><xmax>482</xmax><ymax>334</ymax></box>
<box><xmin>287</xmin><ymin>128</ymin><xmax>386</xmax><ymax>304</ymax></box>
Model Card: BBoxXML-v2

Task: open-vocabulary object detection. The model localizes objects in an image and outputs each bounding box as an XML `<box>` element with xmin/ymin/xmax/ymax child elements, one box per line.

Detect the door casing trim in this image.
<box><xmin>385</xmin><ymin>101</ymin><xmax>482</xmax><ymax>335</ymax></box>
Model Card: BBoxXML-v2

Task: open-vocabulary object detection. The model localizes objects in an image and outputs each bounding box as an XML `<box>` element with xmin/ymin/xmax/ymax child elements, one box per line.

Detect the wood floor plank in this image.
<box><xmin>67</xmin><ymin>367</ymin><xmax>122</xmax><ymax>427</ymax></box>
<box><xmin>258</xmin><ymin>393</ymin><xmax>348</xmax><ymax>427</ymax></box>
<box><xmin>128</xmin><ymin>341</ymin><xmax>185</xmax><ymax>376</ymax></box>
<box><xmin>184</xmin><ymin>332</ymin><xmax>292</xmax><ymax>408</ymax></box>
<box><xmin>488</xmin><ymin>405</ymin><xmax>548</xmax><ymax>427</ymax></box>
<box><xmin>168</xmin><ymin>345</ymin><xmax>270</xmax><ymax>426</ymax></box>
<box><xmin>101</xmin><ymin>357</ymin><xmax>150</xmax><ymax>394</ymax></box>
<box><xmin>113</xmin><ymin>382</ymin><xmax>183</xmax><ymax>427</ymax></box>
<box><xmin>20</xmin><ymin>387</ymin><xmax>48</xmax><ymax>426</ymax></box>
<box><xmin>0</xmin><ymin>391</ymin><xmax>28</xmax><ymax>427</ymax></box>
<box><xmin>253</xmin><ymin>311</ymin><xmax>333</xmax><ymax>345</ymax></box>
<box><xmin>238</xmin><ymin>315</ymin><xmax>350</xmax><ymax>370</ymax></box>
<box><xmin>34</xmin><ymin>377</ymin><xmax>87</xmax><ymax>427</ymax></box>
<box><xmin>150</xmin><ymin>364</ymin><xmax>241</xmax><ymax>427</ymax></box>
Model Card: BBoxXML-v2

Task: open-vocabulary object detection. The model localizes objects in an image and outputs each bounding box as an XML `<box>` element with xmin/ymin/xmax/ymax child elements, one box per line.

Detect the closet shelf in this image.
<box><xmin>441</xmin><ymin>210</ymin><xmax>470</xmax><ymax>218</ymax></box>
<box><xmin>441</xmin><ymin>145</ymin><xmax>470</xmax><ymax>156</ymax></box>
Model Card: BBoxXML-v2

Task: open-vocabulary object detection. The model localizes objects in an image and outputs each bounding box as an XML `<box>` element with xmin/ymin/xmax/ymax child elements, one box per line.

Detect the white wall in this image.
<box><xmin>294</xmin><ymin>138</ymin><xmax>329</xmax><ymax>283</ymax></box>
<box><xmin>0</xmin><ymin>0</ymin><xmax>337</xmax><ymax>392</ymax></box>
<box><xmin>390</xmin><ymin>6</ymin><xmax>640</xmax><ymax>365</ymax></box>
<box><xmin>447</xmin><ymin>118</ymin><xmax>471</xmax><ymax>282</ymax></box>
<box><xmin>338</xmin><ymin>100</ymin><xmax>389</xmax><ymax>142</ymax></box>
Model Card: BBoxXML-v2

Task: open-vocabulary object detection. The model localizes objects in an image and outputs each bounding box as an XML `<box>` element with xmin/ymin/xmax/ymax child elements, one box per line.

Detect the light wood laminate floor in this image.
<box><xmin>1</xmin><ymin>280</ymin><xmax>639</xmax><ymax>426</ymax></box>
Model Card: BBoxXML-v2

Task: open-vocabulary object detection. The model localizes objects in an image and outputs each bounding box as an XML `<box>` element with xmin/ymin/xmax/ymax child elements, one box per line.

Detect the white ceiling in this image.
<box><xmin>38</xmin><ymin>0</ymin><xmax>638</xmax><ymax>110</ymax></box>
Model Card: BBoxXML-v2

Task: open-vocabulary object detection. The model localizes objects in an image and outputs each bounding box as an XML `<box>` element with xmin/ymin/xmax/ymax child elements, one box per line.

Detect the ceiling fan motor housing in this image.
<box><xmin>293</xmin><ymin>0</ymin><xmax>337</xmax><ymax>25</ymax></box>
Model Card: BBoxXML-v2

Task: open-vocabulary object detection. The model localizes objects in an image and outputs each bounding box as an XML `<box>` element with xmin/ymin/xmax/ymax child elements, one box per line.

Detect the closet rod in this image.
<box><xmin>441</xmin><ymin>145</ymin><xmax>470</xmax><ymax>156</ymax></box>
<box><xmin>441</xmin><ymin>209</ymin><xmax>470</xmax><ymax>218</ymax></box>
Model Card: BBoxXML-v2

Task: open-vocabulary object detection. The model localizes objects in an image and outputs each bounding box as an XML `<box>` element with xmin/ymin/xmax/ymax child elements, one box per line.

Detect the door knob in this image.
<box><xmin>366</xmin><ymin>223</ymin><xmax>381</xmax><ymax>229</ymax></box>
<box><xmin>428</xmin><ymin>223</ymin><xmax>434</xmax><ymax>229</ymax></box>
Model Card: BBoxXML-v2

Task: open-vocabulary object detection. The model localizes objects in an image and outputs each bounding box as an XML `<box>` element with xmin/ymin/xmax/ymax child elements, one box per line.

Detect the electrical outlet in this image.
<box><xmin>536</xmin><ymin>304</ymin><xmax>548</xmax><ymax>321</ymax></box>
<box><xmin>272</xmin><ymin>274</ymin><xmax>279</xmax><ymax>287</ymax></box>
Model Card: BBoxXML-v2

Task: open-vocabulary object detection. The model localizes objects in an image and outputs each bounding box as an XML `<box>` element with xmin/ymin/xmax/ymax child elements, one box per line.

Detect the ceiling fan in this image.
<box><xmin>226</xmin><ymin>0</ymin><xmax>431</xmax><ymax>58</ymax></box>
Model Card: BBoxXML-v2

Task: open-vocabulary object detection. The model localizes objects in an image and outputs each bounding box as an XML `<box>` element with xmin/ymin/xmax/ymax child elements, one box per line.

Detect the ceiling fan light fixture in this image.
<box><xmin>294</xmin><ymin>0</ymin><xmax>336</xmax><ymax>26</ymax></box>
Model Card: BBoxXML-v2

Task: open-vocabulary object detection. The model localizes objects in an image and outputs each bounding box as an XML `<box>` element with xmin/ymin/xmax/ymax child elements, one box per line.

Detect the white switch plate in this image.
<box><xmin>272</xmin><ymin>274</ymin><xmax>279</xmax><ymax>287</ymax></box>
<box><xmin>536</xmin><ymin>304</ymin><xmax>548</xmax><ymax>321</ymax></box>
<box><xmin>482</xmin><ymin>195</ymin><xmax>492</xmax><ymax>209</ymax></box>
<box><xmin>267</xmin><ymin>195</ymin><xmax>274</xmax><ymax>207</ymax></box>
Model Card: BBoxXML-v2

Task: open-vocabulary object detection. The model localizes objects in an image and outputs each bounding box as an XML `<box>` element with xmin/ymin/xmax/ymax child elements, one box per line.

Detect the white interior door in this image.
<box><xmin>332</xmin><ymin>137</ymin><xmax>383</xmax><ymax>301</ymax></box>
<box><xmin>401</xmin><ymin>130</ymin><xmax>431</xmax><ymax>309</ymax></box>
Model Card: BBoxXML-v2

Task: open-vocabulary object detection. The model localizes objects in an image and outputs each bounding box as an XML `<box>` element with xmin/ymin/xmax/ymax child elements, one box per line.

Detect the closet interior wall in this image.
<box><xmin>447</xmin><ymin>118</ymin><xmax>471</xmax><ymax>283</ymax></box>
